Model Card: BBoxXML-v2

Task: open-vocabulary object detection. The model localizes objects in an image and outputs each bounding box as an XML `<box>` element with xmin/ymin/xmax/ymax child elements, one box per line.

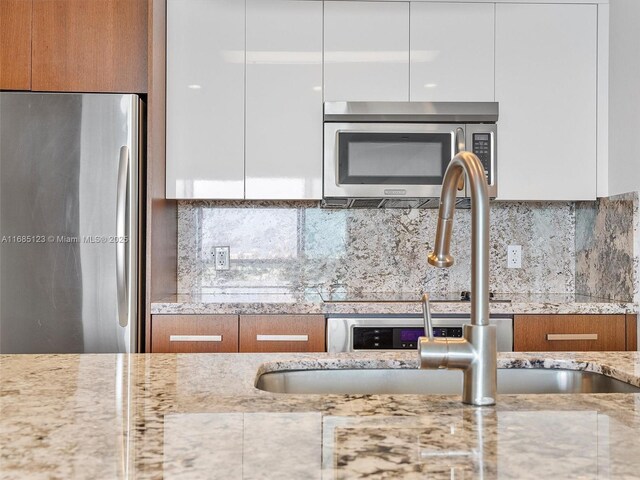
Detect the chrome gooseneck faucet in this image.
<box><xmin>419</xmin><ymin>151</ymin><xmax>497</xmax><ymax>406</ymax></box>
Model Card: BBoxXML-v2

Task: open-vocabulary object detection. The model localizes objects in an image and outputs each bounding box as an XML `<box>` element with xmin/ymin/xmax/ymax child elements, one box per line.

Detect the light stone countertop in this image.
<box><xmin>151</xmin><ymin>290</ymin><xmax>638</xmax><ymax>315</ymax></box>
<box><xmin>2</xmin><ymin>351</ymin><xmax>640</xmax><ymax>479</ymax></box>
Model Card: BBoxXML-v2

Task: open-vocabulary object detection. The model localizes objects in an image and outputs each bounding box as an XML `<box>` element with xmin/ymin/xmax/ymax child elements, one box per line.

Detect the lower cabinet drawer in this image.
<box><xmin>151</xmin><ymin>315</ymin><xmax>239</xmax><ymax>353</ymax></box>
<box><xmin>514</xmin><ymin>314</ymin><xmax>626</xmax><ymax>352</ymax></box>
<box><xmin>239</xmin><ymin>315</ymin><xmax>326</xmax><ymax>352</ymax></box>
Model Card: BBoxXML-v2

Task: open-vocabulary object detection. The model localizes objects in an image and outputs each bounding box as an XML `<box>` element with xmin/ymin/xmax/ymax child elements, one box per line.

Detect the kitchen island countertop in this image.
<box><xmin>2</xmin><ymin>351</ymin><xmax>640</xmax><ymax>479</ymax></box>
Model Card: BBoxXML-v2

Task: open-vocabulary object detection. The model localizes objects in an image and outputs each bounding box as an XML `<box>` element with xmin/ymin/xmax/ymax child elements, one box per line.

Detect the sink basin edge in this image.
<box><xmin>255</xmin><ymin>358</ymin><xmax>640</xmax><ymax>395</ymax></box>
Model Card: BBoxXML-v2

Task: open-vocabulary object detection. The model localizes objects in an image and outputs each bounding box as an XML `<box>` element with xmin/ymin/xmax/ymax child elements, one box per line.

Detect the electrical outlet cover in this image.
<box><xmin>507</xmin><ymin>245</ymin><xmax>522</xmax><ymax>269</ymax></box>
<box><xmin>214</xmin><ymin>246</ymin><xmax>230</xmax><ymax>270</ymax></box>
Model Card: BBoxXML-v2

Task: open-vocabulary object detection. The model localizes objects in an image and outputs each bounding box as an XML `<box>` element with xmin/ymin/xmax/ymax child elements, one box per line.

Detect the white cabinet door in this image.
<box><xmin>410</xmin><ymin>3</ymin><xmax>494</xmax><ymax>102</ymax></box>
<box><xmin>166</xmin><ymin>0</ymin><xmax>245</xmax><ymax>199</ymax></box>
<box><xmin>495</xmin><ymin>4</ymin><xmax>597</xmax><ymax>201</ymax></box>
<box><xmin>324</xmin><ymin>1</ymin><xmax>409</xmax><ymax>102</ymax></box>
<box><xmin>245</xmin><ymin>0</ymin><xmax>322</xmax><ymax>200</ymax></box>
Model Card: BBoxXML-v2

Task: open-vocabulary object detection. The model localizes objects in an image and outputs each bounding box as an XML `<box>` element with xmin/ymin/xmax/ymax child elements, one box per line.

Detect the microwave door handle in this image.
<box><xmin>454</xmin><ymin>128</ymin><xmax>466</xmax><ymax>191</ymax></box>
<box><xmin>335</xmin><ymin>130</ymin><xmax>343</xmax><ymax>186</ymax></box>
<box><xmin>455</xmin><ymin>127</ymin><xmax>466</xmax><ymax>155</ymax></box>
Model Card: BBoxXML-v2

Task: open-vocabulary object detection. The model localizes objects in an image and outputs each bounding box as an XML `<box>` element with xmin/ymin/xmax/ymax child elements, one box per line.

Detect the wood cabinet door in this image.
<box><xmin>626</xmin><ymin>314</ymin><xmax>637</xmax><ymax>351</ymax></box>
<box><xmin>151</xmin><ymin>315</ymin><xmax>239</xmax><ymax>353</ymax></box>
<box><xmin>514</xmin><ymin>315</ymin><xmax>626</xmax><ymax>352</ymax></box>
<box><xmin>31</xmin><ymin>0</ymin><xmax>147</xmax><ymax>93</ymax></box>
<box><xmin>0</xmin><ymin>0</ymin><xmax>32</xmax><ymax>90</ymax></box>
<box><xmin>239</xmin><ymin>315</ymin><xmax>325</xmax><ymax>353</ymax></box>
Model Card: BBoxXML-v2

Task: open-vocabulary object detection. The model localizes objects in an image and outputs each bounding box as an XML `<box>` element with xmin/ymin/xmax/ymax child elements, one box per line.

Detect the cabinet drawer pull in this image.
<box><xmin>546</xmin><ymin>333</ymin><xmax>598</xmax><ymax>341</ymax></box>
<box><xmin>169</xmin><ymin>335</ymin><xmax>223</xmax><ymax>342</ymax></box>
<box><xmin>256</xmin><ymin>334</ymin><xmax>309</xmax><ymax>342</ymax></box>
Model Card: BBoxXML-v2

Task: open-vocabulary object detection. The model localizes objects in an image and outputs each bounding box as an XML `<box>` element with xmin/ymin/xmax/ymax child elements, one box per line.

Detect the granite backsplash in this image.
<box><xmin>177</xmin><ymin>200</ymin><xmax>579</xmax><ymax>296</ymax></box>
<box><xmin>576</xmin><ymin>192</ymin><xmax>639</xmax><ymax>303</ymax></box>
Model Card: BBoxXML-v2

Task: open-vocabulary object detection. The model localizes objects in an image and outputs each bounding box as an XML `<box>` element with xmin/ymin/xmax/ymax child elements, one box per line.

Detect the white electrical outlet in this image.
<box><xmin>507</xmin><ymin>245</ymin><xmax>522</xmax><ymax>269</ymax></box>
<box><xmin>214</xmin><ymin>246</ymin><xmax>230</xmax><ymax>271</ymax></box>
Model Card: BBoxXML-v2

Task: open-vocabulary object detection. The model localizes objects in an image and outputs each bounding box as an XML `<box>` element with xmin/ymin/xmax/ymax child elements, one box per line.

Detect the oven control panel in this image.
<box><xmin>353</xmin><ymin>326</ymin><xmax>463</xmax><ymax>350</ymax></box>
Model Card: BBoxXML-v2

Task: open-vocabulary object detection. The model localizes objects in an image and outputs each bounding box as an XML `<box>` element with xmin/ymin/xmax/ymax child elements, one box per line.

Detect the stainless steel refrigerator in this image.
<box><xmin>0</xmin><ymin>92</ymin><xmax>141</xmax><ymax>353</ymax></box>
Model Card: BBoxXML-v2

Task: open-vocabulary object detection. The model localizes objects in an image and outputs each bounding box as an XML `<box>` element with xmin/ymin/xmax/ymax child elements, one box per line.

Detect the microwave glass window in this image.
<box><xmin>347</xmin><ymin>142</ymin><xmax>443</xmax><ymax>176</ymax></box>
<box><xmin>338</xmin><ymin>132</ymin><xmax>452</xmax><ymax>185</ymax></box>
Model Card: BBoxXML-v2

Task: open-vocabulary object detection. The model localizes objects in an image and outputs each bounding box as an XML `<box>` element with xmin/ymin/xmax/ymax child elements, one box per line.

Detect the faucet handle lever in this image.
<box><xmin>421</xmin><ymin>293</ymin><xmax>434</xmax><ymax>340</ymax></box>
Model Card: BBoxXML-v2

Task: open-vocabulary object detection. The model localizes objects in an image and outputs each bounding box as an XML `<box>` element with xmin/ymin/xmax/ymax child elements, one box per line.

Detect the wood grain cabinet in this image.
<box><xmin>514</xmin><ymin>314</ymin><xmax>637</xmax><ymax>352</ymax></box>
<box><xmin>32</xmin><ymin>0</ymin><xmax>147</xmax><ymax>93</ymax></box>
<box><xmin>150</xmin><ymin>314</ymin><xmax>327</xmax><ymax>353</ymax></box>
<box><xmin>1</xmin><ymin>0</ymin><xmax>147</xmax><ymax>93</ymax></box>
<box><xmin>0</xmin><ymin>0</ymin><xmax>33</xmax><ymax>90</ymax></box>
<box><xmin>151</xmin><ymin>315</ymin><xmax>239</xmax><ymax>353</ymax></box>
<box><xmin>239</xmin><ymin>315</ymin><xmax>325</xmax><ymax>353</ymax></box>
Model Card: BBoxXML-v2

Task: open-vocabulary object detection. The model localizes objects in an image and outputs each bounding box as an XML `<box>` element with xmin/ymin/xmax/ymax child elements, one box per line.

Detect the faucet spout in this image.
<box><xmin>419</xmin><ymin>151</ymin><xmax>496</xmax><ymax>406</ymax></box>
<box><xmin>428</xmin><ymin>151</ymin><xmax>490</xmax><ymax>327</ymax></box>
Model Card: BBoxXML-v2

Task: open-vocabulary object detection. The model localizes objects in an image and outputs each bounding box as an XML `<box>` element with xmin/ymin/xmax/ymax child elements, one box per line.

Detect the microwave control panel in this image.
<box><xmin>472</xmin><ymin>133</ymin><xmax>492</xmax><ymax>183</ymax></box>
<box><xmin>352</xmin><ymin>326</ymin><xmax>463</xmax><ymax>350</ymax></box>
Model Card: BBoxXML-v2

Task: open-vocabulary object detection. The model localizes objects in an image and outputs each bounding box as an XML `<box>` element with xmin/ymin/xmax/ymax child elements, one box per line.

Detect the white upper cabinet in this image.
<box><xmin>495</xmin><ymin>3</ymin><xmax>598</xmax><ymax>201</ymax></box>
<box><xmin>245</xmin><ymin>0</ymin><xmax>323</xmax><ymax>200</ymax></box>
<box><xmin>324</xmin><ymin>1</ymin><xmax>410</xmax><ymax>102</ymax></box>
<box><xmin>410</xmin><ymin>3</ymin><xmax>494</xmax><ymax>102</ymax></box>
<box><xmin>166</xmin><ymin>0</ymin><xmax>604</xmax><ymax>202</ymax></box>
<box><xmin>166</xmin><ymin>0</ymin><xmax>245</xmax><ymax>199</ymax></box>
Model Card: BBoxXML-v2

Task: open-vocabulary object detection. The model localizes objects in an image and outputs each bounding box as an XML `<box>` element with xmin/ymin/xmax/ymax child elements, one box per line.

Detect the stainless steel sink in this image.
<box><xmin>256</xmin><ymin>368</ymin><xmax>640</xmax><ymax>395</ymax></box>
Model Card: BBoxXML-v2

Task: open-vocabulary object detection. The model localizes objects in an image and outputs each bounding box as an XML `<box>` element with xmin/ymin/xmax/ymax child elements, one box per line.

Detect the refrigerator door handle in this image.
<box><xmin>116</xmin><ymin>145</ymin><xmax>129</xmax><ymax>328</ymax></box>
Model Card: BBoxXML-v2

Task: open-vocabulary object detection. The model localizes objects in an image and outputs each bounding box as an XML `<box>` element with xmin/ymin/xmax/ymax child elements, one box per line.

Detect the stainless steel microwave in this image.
<box><xmin>322</xmin><ymin>102</ymin><xmax>498</xmax><ymax>208</ymax></box>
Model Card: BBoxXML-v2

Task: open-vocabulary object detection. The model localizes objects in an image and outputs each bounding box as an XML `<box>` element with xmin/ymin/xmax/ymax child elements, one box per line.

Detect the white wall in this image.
<box><xmin>608</xmin><ymin>0</ymin><xmax>640</xmax><ymax>196</ymax></box>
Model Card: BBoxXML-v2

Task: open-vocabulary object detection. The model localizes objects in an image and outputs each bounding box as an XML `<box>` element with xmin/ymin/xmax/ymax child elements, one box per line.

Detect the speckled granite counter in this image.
<box><xmin>151</xmin><ymin>290</ymin><xmax>637</xmax><ymax>316</ymax></box>
<box><xmin>3</xmin><ymin>352</ymin><xmax>640</xmax><ymax>479</ymax></box>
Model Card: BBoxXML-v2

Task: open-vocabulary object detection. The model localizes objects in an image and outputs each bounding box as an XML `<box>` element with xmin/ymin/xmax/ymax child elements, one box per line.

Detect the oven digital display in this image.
<box><xmin>399</xmin><ymin>329</ymin><xmax>423</xmax><ymax>342</ymax></box>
